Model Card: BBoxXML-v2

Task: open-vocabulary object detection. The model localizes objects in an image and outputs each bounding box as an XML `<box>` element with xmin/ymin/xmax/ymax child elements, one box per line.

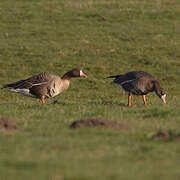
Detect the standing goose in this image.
<box><xmin>106</xmin><ymin>71</ymin><xmax>166</xmax><ymax>107</ymax></box>
<box><xmin>2</xmin><ymin>68</ymin><xmax>87</xmax><ymax>104</ymax></box>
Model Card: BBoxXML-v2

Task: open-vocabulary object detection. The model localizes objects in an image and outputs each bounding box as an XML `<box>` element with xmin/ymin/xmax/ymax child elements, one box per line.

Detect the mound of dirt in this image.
<box><xmin>70</xmin><ymin>118</ymin><xmax>129</xmax><ymax>131</ymax></box>
<box><xmin>0</xmin><ymin>117</ymin><xmax>18</xmax><ymax>131</ymax></box>
<box><xmin>149</xmin><ymin>130</ymin><xmax>180</xmax><ymax>141</ymax></box>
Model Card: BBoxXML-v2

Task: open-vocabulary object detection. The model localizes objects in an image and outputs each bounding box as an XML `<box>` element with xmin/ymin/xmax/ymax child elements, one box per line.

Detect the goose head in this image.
<box><xmin>62</xmin><ymin>68</ymin><xmax>87</xmax><ymax>80</ymax></box>
<box><xmin>153</xmin><ymin>81</ymin><xmax>166</xmax><ymax>103</ymax></box>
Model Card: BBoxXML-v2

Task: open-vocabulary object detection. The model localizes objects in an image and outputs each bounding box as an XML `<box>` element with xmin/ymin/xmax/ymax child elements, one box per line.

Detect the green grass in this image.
<box><xmin>0</xmin><ymin>0</ymin><xmax>180</xmax><ymax>179</ymax></box>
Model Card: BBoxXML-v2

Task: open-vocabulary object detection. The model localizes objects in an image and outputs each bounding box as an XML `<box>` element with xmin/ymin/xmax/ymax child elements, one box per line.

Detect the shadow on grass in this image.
<box><xmin>143</xmin><ymin>109</ymin><xmax>173</xmax><ymax>118</ymax></box>
<box><xmin>4</xmin><ymin>161</ymin><xmax>37</xmax><ymax>169</ymax></box>
<box><xmin>87</xmin><ymin>100</ymin><xmax>126</xmax><ymax>106</ymax></box>
<box><xmin>0</xmin><ymin>100</ymin><xmax>126</xmax><ymax>107</ymax></box>
<box><xmin>52</xmin><ymin>100</ymin><xmax>126</xmax><ymax>106</ymax></box>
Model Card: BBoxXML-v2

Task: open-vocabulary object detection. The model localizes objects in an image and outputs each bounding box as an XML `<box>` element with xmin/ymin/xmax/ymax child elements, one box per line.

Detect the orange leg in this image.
<box><xmin>128</xmin><ymin>94</ymin><xmax>132</xmax><ymax>107</ymax></box>
<box><xmin>39</xmin><ymin>98</ymin><xmax>45</xmax><ymax>104</ymax></box>
<box><xmin>142</xmin><ymin>95</ymin><xmax>146</xmax><ymax>105</ymax></box>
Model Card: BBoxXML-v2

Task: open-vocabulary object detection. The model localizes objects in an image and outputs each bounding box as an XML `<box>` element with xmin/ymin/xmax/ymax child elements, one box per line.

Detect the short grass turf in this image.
<box><xmin>0</xmin><ymin>0</ymin><xmax>180</xmax><ymax>179</ymax></box>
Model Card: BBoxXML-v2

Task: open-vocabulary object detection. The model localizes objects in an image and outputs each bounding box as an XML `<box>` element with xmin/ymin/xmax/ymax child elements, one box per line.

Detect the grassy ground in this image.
<box><xmin>0</xmin><ymin>0</ymin><xmax>180</xmax><ymax>179</ymax></box>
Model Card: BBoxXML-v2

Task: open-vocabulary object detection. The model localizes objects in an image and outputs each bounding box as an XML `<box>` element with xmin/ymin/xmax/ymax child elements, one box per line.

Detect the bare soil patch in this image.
<box><xmin>0</xmin><ymin>117</ymin><xmax>18</xmax><ymax>131</ymax></box>
<box><xmin>70</xmin><ymin>118</ymin><xmax>129</xmax><ymax>131</ymax></box>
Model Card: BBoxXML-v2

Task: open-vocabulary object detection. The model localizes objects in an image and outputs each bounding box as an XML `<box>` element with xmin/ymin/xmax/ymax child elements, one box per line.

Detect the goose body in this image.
<box><xmin>2</xmin><ymin>68</ymin><xmax>87</xmax><ymax>104</ymax></box>
<box><xmin>107</xmin><ymin>71</ymin><xmax>166</xmax><ymax>107</ymax></box>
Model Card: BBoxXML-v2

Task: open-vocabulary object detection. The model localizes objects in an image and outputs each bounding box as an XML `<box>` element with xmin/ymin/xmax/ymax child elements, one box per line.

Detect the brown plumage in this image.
<box><xmin>2</xmin><ymin>68</ymin><xmax>87</xmax><ymax>104</ymax></box>
<box><xmin>107</xmin><ymin>71</ymin><xmax>166</xmax><ymax>107</ymax></box>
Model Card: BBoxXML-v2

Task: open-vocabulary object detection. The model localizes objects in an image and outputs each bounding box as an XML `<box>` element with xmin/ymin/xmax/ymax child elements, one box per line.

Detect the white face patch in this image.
<box><xmin>161</xmin><ymin>94</ymin><xmax>166</xmax><ymax>103</ymax></box>
<box><xmin>79</xmin><ymin>69</ymin><xmax>87</xmax><ymax>78</ymax></box>
<box><xmin>161</xmin><ymin>94</ymin><xmax>166</xmax><ymax>98</ymax></box>
<box><xmin>80</xmin><ymin>70</ymin><xmax>83</xmax><ymax>76</ymax></box>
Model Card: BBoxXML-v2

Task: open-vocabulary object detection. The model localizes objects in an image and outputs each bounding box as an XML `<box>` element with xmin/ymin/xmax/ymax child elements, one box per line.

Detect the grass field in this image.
<box><xmin>0</xmin><ymin>0</ymin><xmax>180</xmax><ymax>179</ymax></box>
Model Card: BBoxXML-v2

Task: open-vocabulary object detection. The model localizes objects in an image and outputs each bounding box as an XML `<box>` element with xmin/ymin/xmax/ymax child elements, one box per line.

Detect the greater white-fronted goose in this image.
<box><xmin>106</xmin><ymin>71</ymin><xmax>166</xmax><ymax>107</ymax></box>
<box><xmin>2</xmin><ymin>68</ymin><xmax>87</xmax><ymax>104</ymax></box>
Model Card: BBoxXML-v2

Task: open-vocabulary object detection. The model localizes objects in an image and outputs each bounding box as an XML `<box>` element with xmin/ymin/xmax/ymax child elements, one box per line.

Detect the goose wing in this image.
<box><xmin>107</xmin><ymin>74</ymin><xmax>143</xmax><ymax>94</ymax></box>
<box><xmin>2</xmin><ymin>73</ymin><xmax>57</xmax><ymax>89</ymax></box>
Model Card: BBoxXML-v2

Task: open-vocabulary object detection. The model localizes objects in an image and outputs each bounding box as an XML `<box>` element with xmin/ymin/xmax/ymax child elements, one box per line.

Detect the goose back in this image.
<box><xmin>113</xmin><ymin>71</ymin><xmax>156</xmax><ymax>95</ymax></box>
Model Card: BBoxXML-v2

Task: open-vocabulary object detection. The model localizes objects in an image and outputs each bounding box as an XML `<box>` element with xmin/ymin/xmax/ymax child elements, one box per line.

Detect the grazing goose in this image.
<box><xmin>106</xmin><ymin>71</ymin><xmax>166</xmax><ymax>107</ymax></box>
<box><xmin>2</xmin><ymin>68</ymin><xmax>87</xmax><ymax>104</ymax></box>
